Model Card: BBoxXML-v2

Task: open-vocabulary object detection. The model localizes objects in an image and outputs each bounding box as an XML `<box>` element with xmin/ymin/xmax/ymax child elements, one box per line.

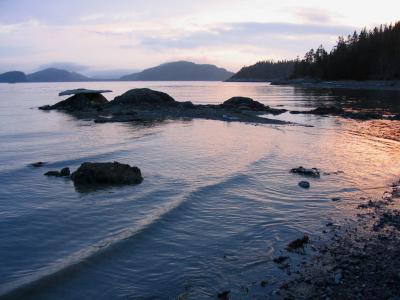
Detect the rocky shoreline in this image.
<box><xmin>277</xmin><ymin>180</ymin><xmax>400</xmax><ymax>299</ymax></box>
<box><xmin>271</xmin><ymin>78</ymin><xmax>400</xmax><ymax>92</ymax></box>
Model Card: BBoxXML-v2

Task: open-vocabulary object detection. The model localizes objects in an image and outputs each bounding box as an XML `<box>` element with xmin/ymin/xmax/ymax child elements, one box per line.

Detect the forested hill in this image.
<box><xmin>120</xmin><ymin>61</ymin><xmax>234</xmax><ymax>81</ymax></box>
<box><xmin>227</xmin><ymin>60</ymin><xmax>295</xmax><ymax>82</ymax></box>
<box><xmin>292</xmin><ymin>22</ymin><xmax>400</xmax><ymax>80</ymax></box>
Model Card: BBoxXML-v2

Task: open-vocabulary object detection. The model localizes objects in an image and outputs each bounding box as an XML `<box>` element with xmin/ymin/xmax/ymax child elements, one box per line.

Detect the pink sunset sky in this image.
<box><xmin>0</xmin><ymin>0</ymin><xmax>398</xmax><ymax>75</ymax></box>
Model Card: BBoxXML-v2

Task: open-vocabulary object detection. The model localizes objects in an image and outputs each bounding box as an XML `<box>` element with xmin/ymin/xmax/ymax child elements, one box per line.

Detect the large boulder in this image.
<box><xmin>220</xmin><ymin>97</ymin><xmax>267</xmax><ymax>111</ymax></box>
<box><xmin>220</xmin><ymin>96</ymin><xmax>287</xmax><ymax>114</ymax></box>
<box><xmin>109</xmin><ymin>88</ymin><xmax>178</xmax><ymax>108</ymax></box>
<box><xmin>71</xmin><ymin>162</ymin><xmax>143</xmax><ymax>185</ymax></box>
<box><xmin>39</xmin><ymin>93</ymin><xmax>108</xmax><ymax>111</ymax></box>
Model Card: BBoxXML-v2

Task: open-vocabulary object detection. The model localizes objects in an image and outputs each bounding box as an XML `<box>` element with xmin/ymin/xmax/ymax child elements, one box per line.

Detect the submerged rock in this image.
<box><xmin>290</xmin><ymin>166</ymin><xmax>320</xmax><ymax>178</ymax></box>
<box><xmin>109</xmin><ymin>88</ymin><xmax>178</xmax><ymax>108</ymax></box>
<box><xmin>39</xmin><ymin>93</ymin><xmax>108</xmax><ymax>111</ymax></box>
<box><xmin>290</xmin><ymin>106</ymin><xmax>344</xmax><ymax>115</ymax></box>
<box><xmin>71</xmin><ymin>162</ymin><xmax>143</xmax><ymax>185</ymax></box>
<box><xmin>286</xmin><ymin>235</ymin><xmax>309</xmax><ymax>251</ymax></box>
<box><xmin>309</xmin><ymin>106</ymin><xmax>345</xmax><ymax>115</ymax></box>
<box><xmin>44</xmin><ymin>170</ymin><xmax>62</xmax><ymax>177</ymax></box>
<box><xmin>31</xmin><ymin>161</ymin><xmax>46</xmax><ymax>167</ymax></box>
<box><xmin>290</xmin><ymin>106</ymin><xmax>385</xmax><ymax>120</ymax></box>
<box><xmin>273</xmin><ymin>256</ymin><xmax>289</xmax><ymax>263</ymax></box>
<box><xmin>44</xmin><ymin>167</ymin><xmax>70</xmax><ymax>177</ymax></box>
<box><xmin>298</xmin><ymin>181</ymin><xmax>310</xmax><ymax>189</ymax></box>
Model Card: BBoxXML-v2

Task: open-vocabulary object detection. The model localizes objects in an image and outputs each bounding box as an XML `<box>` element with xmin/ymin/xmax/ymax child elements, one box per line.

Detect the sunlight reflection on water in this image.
<box><xmin>0</xmin><ymin>82</ymin><xmax>399</xmax><ymax>299</ymax></box>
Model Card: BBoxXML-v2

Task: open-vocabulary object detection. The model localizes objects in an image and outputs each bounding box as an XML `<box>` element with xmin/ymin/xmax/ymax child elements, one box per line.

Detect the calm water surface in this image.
<box><xmin>0</xmin><ymin>82</ymin><xmax>399</xmax><ymax>299</ymax></box>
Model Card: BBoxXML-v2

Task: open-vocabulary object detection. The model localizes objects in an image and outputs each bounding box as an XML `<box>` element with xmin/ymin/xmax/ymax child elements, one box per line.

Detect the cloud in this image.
<box><xmin>292</xmin><ymin>8</ymin><xmax>335</xmax><ymax>24</ymax></box>
<box><xmin>139</xmin><ymin>22</ymin><xmax>356</xmax><ymax>50</ymax></box>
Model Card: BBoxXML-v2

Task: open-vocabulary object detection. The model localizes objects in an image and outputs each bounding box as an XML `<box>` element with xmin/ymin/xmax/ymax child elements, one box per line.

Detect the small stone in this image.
<box><xmin>331</xmin><ymin>197</ymin><xmax>341</xmax><ymax>202</ymax></box>
<box><xmin>217</xmin><ymin>290</ymin><xmax>230</xmax><ymax>299</ymax></box>
<box><xmin>299</xmin><ymin>181</ymin><xmax>310</xmax><ymax>189</ymax></box>
<box><xmin>261</xmin><ymin>280</ymin><xmax>269</xmax><ymax>287</ymax></box>
<box><xmin>287</xmin><ymin>235</ymin><xmax>310</xmax><ymax>251</ymax></box>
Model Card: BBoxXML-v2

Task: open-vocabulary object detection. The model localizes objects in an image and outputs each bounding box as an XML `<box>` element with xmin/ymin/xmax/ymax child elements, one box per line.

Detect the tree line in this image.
<box><xmin>292</xmin><ymin>22</ymin><xmax>400</xmax><ymax>80</ymax></box>
<box><xmin>228</xmin><ymin>60</ymin><xmax>295</xmax><ymax>81</ymax></box>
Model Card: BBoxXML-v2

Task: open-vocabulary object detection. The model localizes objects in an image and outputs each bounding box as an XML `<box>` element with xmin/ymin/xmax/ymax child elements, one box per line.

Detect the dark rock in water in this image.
<box><xmin>291</xmin><ymin>166</ymin><xmax>320</xmax><ymax>178</ymax></box>
<box><xmin>44</xmin><ymin>167</ymin><xmax>71</xmax><ymax>177</ymax></box>
<box><xmin>60</xmin><ymin>167</ymin><xmax>70</xmax><ymax>176</ymax></box>
<box><xmin>71</xmin><ymin>162</ymin><xmax>143</xmax><ymax>185</ymax></box>
<box><xmin>109</xmin><ymin>88</ymin><xmax>178</xmax><ymax>108</ymax></box>
<box><xmin>389</xmin><ymin>114</ymin><xmax>400</xmax><ymax>120</ymax></box>
<box><xmin>331</xmin><ymin>197</ymin><xmax>341</xmax><ymax>202</ymax></box>
<box><xmin>309</xmin><ymin>106</ymin><xmax>345</xmax><ymax>115</ymax></box>
<box><xmin>286</xmin><ymin>235</ymin><xmax>309</xmax><ymax>251</ymax></box>
<box><xmin>298</xmin><ymin>181</ymin><xmax>310</xmax><ymax>189</ymax></box>
<box><xmin>220</xmin><ymin>96</ymin><xmax>287</xmax><ymax>114</ymax></box>
<box><xmin>44</xmin><ymin>170</ymin><xmax>62</xmax><ymax>177</ymax></box>
<box><xmin>290</xmin><ymin>106</ymin><xmax>384</xmax><ymax>121</ymax></box>
<box><xmin>39</xmin><ymin>93</ymin><xmax>108</xmax><ymax>111</ymax></box>
<box><xmin>221</xmin><ymin>96</ymin><xmax>266</xmax><ymax>111</ymax></box>
<box><xmin>290</xmin><ymin>106</ymin><xmax>344</xmax><ymax>115</ymax></box>
<box><xmin>217</xmin><ymin>290</ymin><xmax>230</xmax><ymax>299</ymax></box>
<box><xmin>273</xmin><ymin>256</ymin><xmax>289</xmax><ymax>263</ymax></box>
<box><xmin>31</xmin><ymin>161</ymin><xmax>46</xmax><ymax>167</ymax></box>
<box><xmin>260</xmin><ymin>280</ymin><xmax>269</xmax><ymax>288</ymax></box>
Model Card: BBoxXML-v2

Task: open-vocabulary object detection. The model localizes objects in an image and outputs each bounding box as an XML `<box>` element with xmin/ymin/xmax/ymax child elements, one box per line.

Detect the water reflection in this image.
<box><xmin>0</xmin><ymin>82</ymin><xmax>399</xmax><ymax>299</ymax></box>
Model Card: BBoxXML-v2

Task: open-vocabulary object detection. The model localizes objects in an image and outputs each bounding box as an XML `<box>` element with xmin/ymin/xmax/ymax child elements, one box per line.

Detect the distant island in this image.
<box><xmin>226</xmin><ymin>60</ymin><xmax>295</xmax><ymax>82</ymax></box>
<box><xmin>120</xmin><ymin>61</ymin><xmax>233</xmax><ymax>81</ymax></box>
<box><xmin>0</xmin><ymin>61</ymin><xmax>234</xmax><ymax>83</ymax></box>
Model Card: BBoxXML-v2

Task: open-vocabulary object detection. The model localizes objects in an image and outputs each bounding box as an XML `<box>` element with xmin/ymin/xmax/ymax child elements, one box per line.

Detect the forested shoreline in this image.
<box><xmin>229</xmin><ymin>22</ymin><xmax>400</xmax><ymax>82</ymax></box>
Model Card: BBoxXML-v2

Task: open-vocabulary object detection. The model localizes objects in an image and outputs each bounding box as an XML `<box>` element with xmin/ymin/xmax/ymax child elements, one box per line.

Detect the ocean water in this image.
<box><xmin>0</xmin><ymin>82</ymin><xmax>399</xmax><ymax>299</ymax></box>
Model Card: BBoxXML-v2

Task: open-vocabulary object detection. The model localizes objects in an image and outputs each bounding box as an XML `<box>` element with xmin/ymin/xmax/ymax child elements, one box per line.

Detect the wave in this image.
<box><xmin>0</xmin><ymin>168</ymin><xmax>254</xmax><ymax>298</ymax></box>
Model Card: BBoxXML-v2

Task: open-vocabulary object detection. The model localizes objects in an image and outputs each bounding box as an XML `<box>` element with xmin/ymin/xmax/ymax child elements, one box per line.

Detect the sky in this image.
<box><xmin>0</xmin><ymin>0</ymin><xmax>399</xmax><ymax>75</ymax></box>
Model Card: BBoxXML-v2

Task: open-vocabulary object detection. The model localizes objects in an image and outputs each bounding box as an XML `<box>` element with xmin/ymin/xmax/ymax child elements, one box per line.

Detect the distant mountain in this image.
<box><xmin>120</xmin><ymin>61</ymin><xmax>234</xmax><ymax>81</ymax></box>
<box><xmin>27</xmin><ymin>68</ymin><xmax>90</xmax><ymax>82</ymax></box>
<box><xmin>87</xmin><ymin>69</ymin><xmax>140</xmax><ymax>80</ymax></box>
<box><xmin>228</xmin><ymin>60</ymin><xmax>295</xmax><ymax>82</ymax></box>
<box><xmin>0</xmin><ymin>71</ymin><xmax>27</xmax><ymax>83</ymax></box>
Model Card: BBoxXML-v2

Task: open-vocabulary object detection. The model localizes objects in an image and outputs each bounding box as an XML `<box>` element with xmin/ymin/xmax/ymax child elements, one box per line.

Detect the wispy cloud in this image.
<box><xmin>292</xmin><ymin>8</ymin><xmax>336</xmax><ymax>24</ymax></box>
<box><xmin>138</xmin><ymin>22</ymin><xmax>356</xmax><ymax>50</ymax></box>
